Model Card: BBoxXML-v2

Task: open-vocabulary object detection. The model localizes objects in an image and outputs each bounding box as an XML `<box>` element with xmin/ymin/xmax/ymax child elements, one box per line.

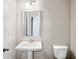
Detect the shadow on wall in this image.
<box><xmin>69</xmin><ymin>51</ymin><xmax>76</xmax><ymax>59</ymax></box>
<box><xmin>66</xmin><ymin>50</ymin><xmax>76</xmax><ymax>59</ymax></box>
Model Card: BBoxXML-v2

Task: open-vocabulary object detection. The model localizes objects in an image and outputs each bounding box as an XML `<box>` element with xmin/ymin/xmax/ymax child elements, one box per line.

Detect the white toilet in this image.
<box><xmin>53</xmin><ymin>45</ymin><xmax>68</xmax><ymax>59</ymax></box>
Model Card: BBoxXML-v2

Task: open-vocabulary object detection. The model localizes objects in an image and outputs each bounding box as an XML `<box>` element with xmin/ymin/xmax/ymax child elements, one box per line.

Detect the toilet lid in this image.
<box><xmin>53</xmin><ymin>45</ymin><xmax>68</xmax><ymax>49</ymax></box>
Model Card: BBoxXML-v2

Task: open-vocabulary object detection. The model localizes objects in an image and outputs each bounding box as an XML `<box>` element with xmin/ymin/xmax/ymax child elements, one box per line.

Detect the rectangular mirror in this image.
<box><xmin>22</xmin><ymin>11</ymin><xmax>41</xmax><ymax>37</ymax></box>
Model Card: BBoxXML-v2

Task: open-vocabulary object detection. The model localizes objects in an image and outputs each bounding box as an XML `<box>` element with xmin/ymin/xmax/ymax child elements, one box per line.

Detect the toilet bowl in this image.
<box><xmin>53</xmin><ymin>45</ymin><xmax>68</xmax><ymax>59</ymax></box>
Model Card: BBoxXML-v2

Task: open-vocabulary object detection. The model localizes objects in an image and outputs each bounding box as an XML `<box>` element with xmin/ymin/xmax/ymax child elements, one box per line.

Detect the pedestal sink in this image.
<box><xmin>16</xmin><ymin>40</ymin><xmax>42</xmax><ymax>59</ymax></box>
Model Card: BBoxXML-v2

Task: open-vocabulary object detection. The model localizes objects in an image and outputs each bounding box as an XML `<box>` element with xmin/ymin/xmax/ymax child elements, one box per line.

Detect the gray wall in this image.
<box><xmin>16</xmin><ymin>0</ymin><xmax>71</xmax><ymax>59</ymax></box>
<box><xmin>70</xmin><ymin>0</ymin><xmax>76</xmax><ymax>56</ymax></box>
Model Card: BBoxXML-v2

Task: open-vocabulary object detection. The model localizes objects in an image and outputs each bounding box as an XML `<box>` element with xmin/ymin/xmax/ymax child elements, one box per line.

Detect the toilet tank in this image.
<box><xmin>53</xmin><ymin>45</ymin><xmax>68</xmax><ymax>58</ymax></box>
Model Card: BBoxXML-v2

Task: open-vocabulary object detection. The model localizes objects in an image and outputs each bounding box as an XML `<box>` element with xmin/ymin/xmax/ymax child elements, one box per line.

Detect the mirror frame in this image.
<box><xmin>21</xmin><ymin>10</ymin><xmax>42</xmax><ymax>38</ymax></box>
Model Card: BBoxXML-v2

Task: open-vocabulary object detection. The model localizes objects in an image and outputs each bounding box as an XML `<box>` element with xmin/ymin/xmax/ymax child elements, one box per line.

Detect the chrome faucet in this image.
<box><xmin>29</xmin><ymin>36</ymin><xmax>34</xmax><ymax>42</ymax></box>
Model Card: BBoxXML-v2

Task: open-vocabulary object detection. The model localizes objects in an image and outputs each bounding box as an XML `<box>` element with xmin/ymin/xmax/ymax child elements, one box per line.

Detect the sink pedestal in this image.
<box><xmin>28</xmin><ymin>51</ymin><xmax>33</xmax><ymax>59</ymax></box>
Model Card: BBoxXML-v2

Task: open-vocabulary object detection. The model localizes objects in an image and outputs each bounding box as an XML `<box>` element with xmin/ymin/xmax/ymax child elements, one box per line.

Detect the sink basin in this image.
<box><xmin>16</xmin><ymin>40</ymin><xmax>42</xmax><ymax>59</ymax></box>
<box><xmin>16</xmin><ymin>40</ymin><xmax>42</xmax><ymax>51</ymax></box>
